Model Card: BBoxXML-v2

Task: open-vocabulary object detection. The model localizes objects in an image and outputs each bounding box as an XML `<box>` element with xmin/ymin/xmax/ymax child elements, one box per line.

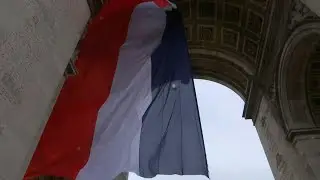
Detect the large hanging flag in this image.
<box><xmin>24</xmin><ymin>0</ymin><xmax>208</xmax><ymax>179</ymax></box>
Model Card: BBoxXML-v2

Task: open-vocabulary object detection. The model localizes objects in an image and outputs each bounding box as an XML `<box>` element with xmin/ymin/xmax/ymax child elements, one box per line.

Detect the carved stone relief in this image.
<box><xmin>288</xmin><ymin>0</ymin><xmax>318</xmax><ymax>30</ymax></box>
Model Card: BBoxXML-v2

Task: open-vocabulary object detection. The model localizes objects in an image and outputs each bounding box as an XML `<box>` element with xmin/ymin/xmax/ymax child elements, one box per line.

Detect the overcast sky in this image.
<box><xmin>129</xmin><ymin>79</ymin><xmax>274</xmax><ymax>180</ymax></box>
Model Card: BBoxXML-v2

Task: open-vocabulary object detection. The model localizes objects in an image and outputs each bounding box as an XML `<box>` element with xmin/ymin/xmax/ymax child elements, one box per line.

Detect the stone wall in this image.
<box><xmin>255</xmin><ymin>96</ymin><xmax>318</xmax><ymax>180</ymax></box>
<box><xmin>0</xmin><ymin>0</ymin><xmax>90</xmax><ymax>179</ymax></box>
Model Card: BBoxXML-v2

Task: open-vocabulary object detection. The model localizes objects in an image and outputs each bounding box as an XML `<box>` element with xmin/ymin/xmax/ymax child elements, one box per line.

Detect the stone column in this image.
<box><xmin>294</xmin><ymin>135</ymin><xmax>320</xmax><ymax>179</ymax></box>
<box><xmin>254</xmin><ymin>96</ymin><xmax>318</xmax><ymax>180</ymax></box>
<box><xmin>0</xmin><ymin>0</ymin><xmax>90</xmax><ymax>179</ymax></box>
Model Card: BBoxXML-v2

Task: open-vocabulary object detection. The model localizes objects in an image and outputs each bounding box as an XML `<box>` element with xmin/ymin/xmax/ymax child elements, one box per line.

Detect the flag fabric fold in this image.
<box><xmin>24</xmin><ymin>1</ymin><xmax>208</xmax><ymax>179</ymax></box>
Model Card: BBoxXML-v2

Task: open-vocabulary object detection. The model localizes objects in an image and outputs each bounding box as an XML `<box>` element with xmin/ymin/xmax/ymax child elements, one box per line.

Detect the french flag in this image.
<box><xmin>24</xmin><ymin>0</ymin><xmax>208</xmax><ymax>179</ymax></box>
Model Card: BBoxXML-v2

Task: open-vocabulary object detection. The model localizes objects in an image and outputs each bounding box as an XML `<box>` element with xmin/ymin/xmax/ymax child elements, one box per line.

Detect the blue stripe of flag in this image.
<box><xmin>139</xmin><ymin>10</ymin><xmax>209</xmax><ymax>178</ymax></box>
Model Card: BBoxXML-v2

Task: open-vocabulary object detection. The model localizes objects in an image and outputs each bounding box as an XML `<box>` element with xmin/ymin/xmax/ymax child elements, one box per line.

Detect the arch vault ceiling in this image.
<box><xmin>175</xmin><ymin>0</ymin><xmax>273</xmax><ymax>98</ymax></box>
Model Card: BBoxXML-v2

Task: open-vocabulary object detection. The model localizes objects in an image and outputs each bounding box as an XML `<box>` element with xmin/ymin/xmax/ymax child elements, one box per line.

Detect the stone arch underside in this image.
<box><xmin>191</xmin><ymin>51</ymin><xmax>249</xmax><ymax>100</ymax></box>
<box><xmin>175</xmin><ymin>0</ymin><xmax>274</xmax><ymax>101</ymax></box>
<box><xmin>306</xmin><ymin>44</ymin><xmax>320</xmax><ymax>124</ymax></box>
<box><xmin>278</xmin><ymin>22</ymin><xmax>320</xmax><ymax>140</ymax></box>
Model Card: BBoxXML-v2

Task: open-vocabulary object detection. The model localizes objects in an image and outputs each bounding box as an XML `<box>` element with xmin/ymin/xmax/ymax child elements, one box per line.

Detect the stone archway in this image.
<box><xmin>22</xmin><ymin>0</ymin><xmax>320</xmax><ymax>180</ymax></box>
<box><xmin>271</xmin><ymin>22</ymin><xmax>320</xmax><ymax>180</ymax></box>
<box><xmin>177</xmin><ymin>1</ymin><xmax>320</xmax><ymax>179</ymax></box>
<box><xmin>1</xmin><ymin>0</ymin><xmax>320</xmax><ymax>180</ymax></box>
<box><xmin>278</xmin><ymin>22</ymin><xmax>320</xmax><ymax>137</ymax></box>
<box><xmin>62</xmin><ymin>0</ymin><xmax>320</xmax><ymax>180</ymax></box>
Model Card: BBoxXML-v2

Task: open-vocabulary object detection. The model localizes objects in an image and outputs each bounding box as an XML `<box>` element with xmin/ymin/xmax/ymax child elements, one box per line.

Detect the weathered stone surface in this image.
<box><xmin>255</xmin><ymin>97</ymin><xmax>318</xmax><ymax>180</ymax></box>
<box><xmin>294</xmin><ymin>135</ymin><xmax>320</xmax><ymax>179</ymax></box>
<box><xmin>0</xmin><ymin>0</ymin><xmax>90</xmax><ymax>179</ymax></box>
<box><xmin>301</xmin><ymin>0</ymin><xmax>320</xmax><ymax>16</ymax></box>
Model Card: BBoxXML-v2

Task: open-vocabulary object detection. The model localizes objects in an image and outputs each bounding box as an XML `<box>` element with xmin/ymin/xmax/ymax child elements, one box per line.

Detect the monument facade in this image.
<box><xmin>0</xmin><ymin>0</ymin><xmax>320</xmax><ymax>179</ymax></box>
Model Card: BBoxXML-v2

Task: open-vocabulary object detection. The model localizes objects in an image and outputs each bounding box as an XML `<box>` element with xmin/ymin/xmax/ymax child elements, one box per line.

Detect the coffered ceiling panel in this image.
<box><xmin>175</xmin><ymin>0</ymin><xmax>273</xmax><ymax>97</ymax></box>
<box><xmin>176</xmin><ymin>0</ymin><xmax>272</xmax><ymax>65</ymax></box>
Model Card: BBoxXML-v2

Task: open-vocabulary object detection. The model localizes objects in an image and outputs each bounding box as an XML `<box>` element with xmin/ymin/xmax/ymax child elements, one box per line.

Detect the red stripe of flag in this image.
<box><xmin>24</xmin><ymin>0</ymin><xmax>153</xmax><ymax>179</ymax></box>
